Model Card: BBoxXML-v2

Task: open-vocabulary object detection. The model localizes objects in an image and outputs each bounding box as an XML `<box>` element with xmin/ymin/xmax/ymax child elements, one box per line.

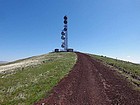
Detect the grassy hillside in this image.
<box><xmin>90</xmin><ymin>54</ymin><xmax>140</xmax><ymax>87</ymax></box>
<box><xmin>0</xmin><ymin>52</ymin><xmax>77</xmax><ymax>105</ymax></box>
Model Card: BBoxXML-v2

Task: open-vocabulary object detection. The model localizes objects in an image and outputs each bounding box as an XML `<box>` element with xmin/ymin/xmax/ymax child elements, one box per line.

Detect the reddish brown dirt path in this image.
<box><xmin>35</xmin><ymin>52</ymin><xmax>140</xmax><ymax>105</ymax></box>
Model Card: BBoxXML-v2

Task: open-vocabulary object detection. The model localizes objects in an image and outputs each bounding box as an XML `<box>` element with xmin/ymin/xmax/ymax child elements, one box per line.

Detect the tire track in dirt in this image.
<box><xmin>35</xmin><ymin>52</ymin><xmax>140</xmax><ymax>105</ymax></box>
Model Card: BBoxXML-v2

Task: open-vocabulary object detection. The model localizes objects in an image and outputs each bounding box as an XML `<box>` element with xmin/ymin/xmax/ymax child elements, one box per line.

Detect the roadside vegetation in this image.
<box><xmin>90</xmin><ymin>54</ymin><xmax>140</xmax><ymax>87</ymax></box>
<box><xmin>0</xmin><ymin>52</ymin><xmax>77</xmax><ymax>105</ymax></box>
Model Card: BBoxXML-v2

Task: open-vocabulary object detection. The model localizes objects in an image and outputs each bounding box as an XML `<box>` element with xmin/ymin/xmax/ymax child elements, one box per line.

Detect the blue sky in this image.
<box><xmin>0</xmin><ymin>0</ymin><xmax>140</xmax><ymax>63</ymax></box>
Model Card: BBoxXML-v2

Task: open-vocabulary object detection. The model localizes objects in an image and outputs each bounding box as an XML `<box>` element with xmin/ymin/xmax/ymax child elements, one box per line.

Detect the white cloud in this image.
<box><xmin>118</xmin><ymin>56</ymin><xmax>140</xmax><ymax>64</ymax></box>
<box><xmin>127</xmin><ymin>56</ymin><xmax>131</xmax><ymax>58</ymax></box>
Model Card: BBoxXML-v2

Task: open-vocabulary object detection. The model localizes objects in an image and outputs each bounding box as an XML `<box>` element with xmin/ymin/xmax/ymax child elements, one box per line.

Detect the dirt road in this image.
<box><xmin>35</xmin><ymin>52</ymin><xmax>140</xmax><ymax>105</ymax></box>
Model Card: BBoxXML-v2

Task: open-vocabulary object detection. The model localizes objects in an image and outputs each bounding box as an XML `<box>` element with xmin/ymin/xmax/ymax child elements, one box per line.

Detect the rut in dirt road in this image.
<box><xmin>35</xmin><ymin>52</ymin><xmax>140</xmax><ymax>105</ymax></box>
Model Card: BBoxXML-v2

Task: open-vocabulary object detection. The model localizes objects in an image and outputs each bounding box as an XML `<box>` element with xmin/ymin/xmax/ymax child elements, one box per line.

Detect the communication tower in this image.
<box><xmin>61</xmin><ymin>16</ymin><xmax>68</xmax><ymax>51</ymax></box>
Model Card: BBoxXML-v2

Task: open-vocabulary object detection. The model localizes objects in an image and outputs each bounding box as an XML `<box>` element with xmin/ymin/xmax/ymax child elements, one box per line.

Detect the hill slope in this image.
<box><xmin>1</xmin><ymin>52</ymin><xmax>140</xmax><ymax>105</ymax></box>
<box><xmin>0</xmin><ymin>52</ymin><xmax>77</xmax><ymax>105</ymax></box>
<box><xmin>89</xmin><ymin>54</ymin><xmax>140</xmax><ymax>87</ymax></box>
<box><xmin>35</xmin><ymin>52</ymin><xmax>140</xmax><ymax>105</ymax></box>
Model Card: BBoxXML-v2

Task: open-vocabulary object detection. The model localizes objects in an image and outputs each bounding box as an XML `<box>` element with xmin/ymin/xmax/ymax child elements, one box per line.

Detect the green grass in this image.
<box><xmin>0</xmin><ymin>52</ymin><xmax>77</xmax><ymax>105</ymax></box>
<box><xmin>90</xmin><ymin>54</ymin><xmax>140</xmax><ymax>87</ymax></box>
